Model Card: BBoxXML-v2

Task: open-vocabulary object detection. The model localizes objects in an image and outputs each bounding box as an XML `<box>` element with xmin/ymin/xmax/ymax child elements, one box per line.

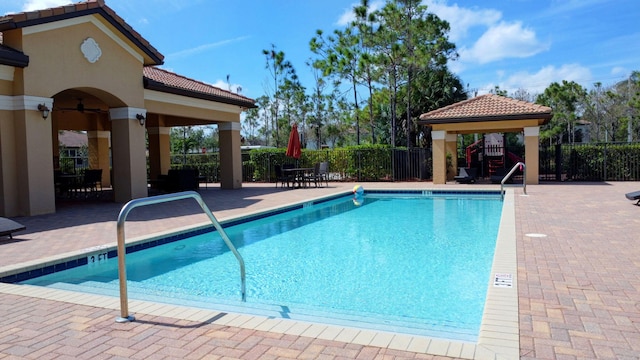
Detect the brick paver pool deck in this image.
<box><xmin>1</xmin><ymin>181</ymin><xmax>639</xmax><ymax>359</ymax></box>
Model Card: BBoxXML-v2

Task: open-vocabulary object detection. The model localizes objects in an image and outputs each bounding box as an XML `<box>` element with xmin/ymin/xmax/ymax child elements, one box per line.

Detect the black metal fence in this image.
<box><xmin>167</xmin><ymin>148</ymin><xmax>432</xmax><ymax>183</ymax></box>
<box><xmin>539</xmin><ymin>142</ymin><xmax>640</xmax><ymax>181</ymax></box>
<box><xmin>60</xmin><ymin>142</ymin><xmax>640</xmax><ymax>185</ymax></box>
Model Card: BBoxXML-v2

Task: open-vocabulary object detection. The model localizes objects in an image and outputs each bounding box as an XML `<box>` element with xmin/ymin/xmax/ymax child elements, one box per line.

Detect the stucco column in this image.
<box><xmin>432</xmin><ymin>130</ymin><xmax>447</xmax><ymax>184</ymax></box>
<box><xmin>87</xmin><ymin>130</ymin><xmax>111</xmax><ymax>187</ymax></box>
<box><xmin>12</xmin><ymin>96</ymin><xmax>56</xmax><ymax>216</ymax></box>
<box><xmin>445</xmin><ymin>133</ymin><xmax>458</xmax><ymax>180</ymax></box>
<box><xmin>524</xmin><ymin>126</ymin><xmax>540</xmax><ymax>185</ymax></box>
<box><xmin>218</xmin><ymin>122</ymin><xmax>242</xmax><ymax>189</ymax></box>
<box><xmin>147</xmin><ymin>126</ymin><xmax>171</xmax><ymax>180</ymax></box>
<box><xmin>110</xmin><ymin>107</ymin><xmax>148</xmax><ymax>202</ymax></box>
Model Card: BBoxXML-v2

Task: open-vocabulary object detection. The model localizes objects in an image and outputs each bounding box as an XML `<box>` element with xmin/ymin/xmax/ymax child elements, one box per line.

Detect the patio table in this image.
<box><xmin>283</xmin><ymin>167</ymin><xmax>314</xmax><ymax>188</ymax></box>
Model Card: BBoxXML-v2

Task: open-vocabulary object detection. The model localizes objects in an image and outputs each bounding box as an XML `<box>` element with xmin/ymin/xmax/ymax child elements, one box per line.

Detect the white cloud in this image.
<box><xmin>21</xmin><ymin>0</ymin><xmax>71</xmax><ymax>12</ymax></box>
<box><xmin>610</xmin><ymin>66</ymin><xmax>628</xmax><ymax>77</ymax></box>
<box><xmin>459</xmin><ymin>21</ymin><xmax>549</xmax><ymax>65</ymax></box>
<box><xmin>211</xmin><ymin>79</ymin><xmax>243</xmax><ymax>94</ymax></box>
<box><xmin>166</xmin><ymin>36</ymin><xmax>250</xmax><ymax>60</ymax></box>
<box><xmin>425</xmin><ymin>1</ymin><xmax>549</xmax><ymax>68</ymax></box>
<box><xmin>336</xmin><ymin>0</ymin><xmax>385</xmax><ymax>26</ymax></box>
<box><xmin>481</xmin><ymin>64</ymin><xmax>593</xmax><ymax>95</ymax></box>
<box><xmin>423</xmin><ymin>0</ymin><xmax>501</xmax><ymax>42</ymax></box>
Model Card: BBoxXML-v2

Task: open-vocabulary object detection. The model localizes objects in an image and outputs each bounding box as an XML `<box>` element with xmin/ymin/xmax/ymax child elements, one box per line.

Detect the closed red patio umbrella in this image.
<box><xmin>286</xmin><ymin>123</ymin><xmax>301</xmax><ymax>159</ymax></box>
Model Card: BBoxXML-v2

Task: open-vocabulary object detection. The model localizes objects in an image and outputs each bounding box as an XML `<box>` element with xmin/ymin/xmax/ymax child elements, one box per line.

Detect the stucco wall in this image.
<box><xmin>21</xmin><ymin>17</ymin><xmax>144</xmax><ymax>106</ymax></box>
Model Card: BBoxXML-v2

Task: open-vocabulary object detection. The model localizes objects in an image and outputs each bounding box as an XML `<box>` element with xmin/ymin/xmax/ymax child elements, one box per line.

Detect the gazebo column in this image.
<box><xmin>87</xmin><ymin>131</ymin><xmax>111</xmax><ymax>187</ymax></box>
<box><xmin>218</xmin><ymin>122</ymin><xmax>242</xmax><ymax>189</ymax></box>
<box><xmin>524</xmin><ymin>126</ymin><xmax>540</xmax><ymax>185</ymax></box>
<box><xmin>445</xmin><ymin>133</ymin><xmax>458</xmax><ymax>180</ymax></box>
<box><xmin>110</xmin><ymin>107</ymin><xmax>148</xmax><ymax>202</ymax></box>
<box><xmin>147</xmin><ymin>126</ymin><xmax>171</xmax><ymax>180</ymax></box>
<box><xmin>432</xmin><ymin>130</ymin><xmax>447</xmax><ymax>184</ymax></box>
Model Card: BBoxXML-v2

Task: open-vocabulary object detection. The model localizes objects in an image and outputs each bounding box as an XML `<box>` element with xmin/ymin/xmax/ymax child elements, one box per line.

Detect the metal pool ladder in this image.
<box><xmin>115</xmin><ymin>191</ymin><xmax>246</xmax><ymax>323</ymax></box>
<box><xmin>501</xmin><ymin>161</ymin><xmax>526</xmax><ymax>200</ymax></box>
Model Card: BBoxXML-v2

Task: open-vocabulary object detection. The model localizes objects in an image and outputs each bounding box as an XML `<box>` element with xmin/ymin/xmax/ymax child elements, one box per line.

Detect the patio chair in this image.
<box><xmin>304</xmin><ymin>163</ymin><xmax>321</xmax><ymax>188</ymax></box>
<box><xmin>625</xmin><ymin>190</ymin><xmax>640</xmax><ymax>205</ymax></box>
<box><xmin>454</xmin><ymin>167</ymin><xmax>477</xmax><ymax>184</ymax></box>
<box><xmin>318</xmin><ymin>161</ymin><xmax>329</xmax><ymax>187</ymax></box>
<box><xmin>0</xmin><ymin>217</ymin><xmax>26</xmax><ymax>239</ymax></box>
<box><xmin>166</xmin><ymin>168</ymin><xmax>199</xmax><ymax>192</ymax></box>
<box><xmin>80</xmin><ymin>169</ymin><xmax>103</xmax><ymax>198</ymax></box>
<box><xmin>274</xmin><ymin>165</ymin><xmax>293</xmax><ymax>188</ymax></box>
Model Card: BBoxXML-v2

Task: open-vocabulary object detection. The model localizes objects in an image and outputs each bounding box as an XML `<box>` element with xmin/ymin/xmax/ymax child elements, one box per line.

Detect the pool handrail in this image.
<box><xmin>115</xmin><ymin>191</ymin><xmax>246</xmax><ymax>323</ymax></box>
<box><xmin>501</xmin><ymin>162</ymin><xmax>526</xmax><ymax>199</ymax></box>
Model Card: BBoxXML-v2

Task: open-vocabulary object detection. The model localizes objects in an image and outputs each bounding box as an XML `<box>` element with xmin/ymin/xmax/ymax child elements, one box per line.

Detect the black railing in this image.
<box><xmin>164</xmin><ymin>148</ymin><xmax>432</xmax><ymax>183</ymax></box>
<box><xmin>539</xmin><ymin>142</ymin><xmax>640</xmax><ymax>181</ymax></box>
<box><xmin>59</xmin><ymin>142</ymin><xmax>640</xmax><ymax>186</ymax></box>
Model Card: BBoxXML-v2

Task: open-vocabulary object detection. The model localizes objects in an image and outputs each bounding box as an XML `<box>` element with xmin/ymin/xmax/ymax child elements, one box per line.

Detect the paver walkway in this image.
<box><xmin>1</xmin><ymin>181</ymin><xmax>639</xmax><ymax>359</ymax></box>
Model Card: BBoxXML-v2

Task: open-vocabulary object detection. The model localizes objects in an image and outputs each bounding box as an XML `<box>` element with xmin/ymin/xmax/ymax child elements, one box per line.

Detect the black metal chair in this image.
<box><xmin>80</xmin><ymin>169</ymin><xmax>103</xmax><ymax>198</ymax></box>
<box><xmin>274</xmin><ymin>165</ymin><xmax>292</xmax><ymax>188</ymax></box>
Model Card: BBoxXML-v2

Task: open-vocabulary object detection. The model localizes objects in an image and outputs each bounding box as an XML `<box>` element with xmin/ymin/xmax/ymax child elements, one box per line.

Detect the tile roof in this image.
<box><xmin>419</xmin><ymin>94</ymin><xmax>552</xmax><ymax>124</ymax></box>
<box><xmin>0</xmin><ymin>0</ymin><xmax>163</xmax><ymax>65</ymax></box>
<box><xmin>143</xmin><ymin>67</ymin><xmax>256</xmax><ymax>108</ymax></box>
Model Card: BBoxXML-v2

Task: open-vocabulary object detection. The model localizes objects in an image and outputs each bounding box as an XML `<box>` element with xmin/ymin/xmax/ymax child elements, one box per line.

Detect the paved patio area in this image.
<box><xmin>1</xmin><ymin>181</ymin><xmax>639</xmax><ymax>359</ymax></box>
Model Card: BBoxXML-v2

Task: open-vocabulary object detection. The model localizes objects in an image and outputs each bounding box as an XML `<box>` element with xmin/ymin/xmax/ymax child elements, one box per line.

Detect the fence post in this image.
<box><xmin>555</xmin><ymin>144</ymin><xmax>562</xmax><ymax>181</ymax></box>
<box><xmin>603</xmin><ymin>142</ymin><xmax>608</xmax><ymax>181</ymax></box>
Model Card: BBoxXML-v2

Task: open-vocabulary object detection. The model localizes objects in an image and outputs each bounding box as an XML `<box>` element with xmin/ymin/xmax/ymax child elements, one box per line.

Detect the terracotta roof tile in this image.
<box><xmin>0</xmin><ymin>0</ymin><xmax>163</xmax><ymax>65</ymax></box>
<box><xmin>143</xmin><ymin>67</ymin><xmax>256</xmax><ymax>108</ymax></box>
<box><xmin>419</xmin><ymin>94</ymin><xmax>552</xmax><ymax>122</ymax></box>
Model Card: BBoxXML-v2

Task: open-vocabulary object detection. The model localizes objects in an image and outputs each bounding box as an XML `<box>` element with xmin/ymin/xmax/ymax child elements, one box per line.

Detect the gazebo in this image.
<box><xmin>418</xmin><ymin>94</ymin><xmax>552</xmax><ymax>185</ymax></box>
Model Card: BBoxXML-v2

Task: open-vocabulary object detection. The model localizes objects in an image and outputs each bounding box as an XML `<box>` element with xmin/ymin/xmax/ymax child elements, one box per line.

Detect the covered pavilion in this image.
<box><xmin>418</xmin><ymin>94</ymin><xmax>552</xmax><ymax>185</ymax></box>
<box><xmin>0</xmin><ymin>0</ymin><xmax>256</xmax><ymax>217</ymax></box>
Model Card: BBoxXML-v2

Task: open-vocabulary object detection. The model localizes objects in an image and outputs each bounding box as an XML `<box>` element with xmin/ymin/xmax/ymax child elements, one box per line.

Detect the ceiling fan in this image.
<box><xmin>55</xmin><ymin>98</ymin><xmax>105</xmax><ymax>113</ymax></box>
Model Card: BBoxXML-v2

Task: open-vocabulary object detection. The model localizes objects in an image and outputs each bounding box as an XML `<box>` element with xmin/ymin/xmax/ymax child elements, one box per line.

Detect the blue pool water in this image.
<box><xmin>21</xmin><ymin>191</ymin><xmax>503</xmax><ymax>341</ymax></box>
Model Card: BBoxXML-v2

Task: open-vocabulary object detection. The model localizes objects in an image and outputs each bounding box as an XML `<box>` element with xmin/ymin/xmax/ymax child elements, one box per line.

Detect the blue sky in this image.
<box><xmin>3</xmin><ymin>0</ymin><xmax>639</xmax><ymax>101</ymax></box>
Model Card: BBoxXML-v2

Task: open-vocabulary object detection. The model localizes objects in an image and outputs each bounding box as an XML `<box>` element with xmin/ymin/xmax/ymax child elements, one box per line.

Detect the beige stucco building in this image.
<box><xmin>0</xmin><ymin>0</ymin><xmax>256</xmax><ymax>217</ymax></box>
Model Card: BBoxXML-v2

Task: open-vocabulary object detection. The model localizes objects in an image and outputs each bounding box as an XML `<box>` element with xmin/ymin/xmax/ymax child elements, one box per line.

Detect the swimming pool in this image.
<box><xmin>19</xmin><ymin>190</ymin><xmax>503</xmax><ymax>342</ymax></box>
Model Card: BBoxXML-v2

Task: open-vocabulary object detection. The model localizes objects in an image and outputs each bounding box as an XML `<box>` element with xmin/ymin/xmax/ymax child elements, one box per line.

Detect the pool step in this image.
<box><xmin>39</xmin><ymin>280</ymin><xmax>478</xmax><ymax>342</ymax></box>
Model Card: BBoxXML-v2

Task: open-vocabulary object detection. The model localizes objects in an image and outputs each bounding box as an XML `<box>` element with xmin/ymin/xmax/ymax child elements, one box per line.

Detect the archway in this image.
<box><xmin>52</xmin><ymin>89</ymin><xmax>127</xmax><ymax>197</ymax></box>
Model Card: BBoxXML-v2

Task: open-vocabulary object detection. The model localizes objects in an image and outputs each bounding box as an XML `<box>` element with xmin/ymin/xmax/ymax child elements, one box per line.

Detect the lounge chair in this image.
<box><xmin>0</xmin><ymin>217</ymin><xmax>26</xmax><ymax>239</ymax></box>
<box><xmin>625</xmin><ymin>190</ymin><xmax>640</xmax><ymax>205</ymax></box>
<box><xmin>454</xmin><ymin>167</ymin><xmax>477</xmax><ymax>184</ymax></box>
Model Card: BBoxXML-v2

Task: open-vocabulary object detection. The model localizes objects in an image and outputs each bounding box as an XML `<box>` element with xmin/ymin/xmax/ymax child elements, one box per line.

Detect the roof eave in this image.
<box><xmin>418</xmin><ymin>112</ymin><xmax>552</xmax><ymax>126</ymax></box>
<box><xmin>143</xmin><ymin>77</ymin><xmax>258</xmax><ymax>109</ymax></box>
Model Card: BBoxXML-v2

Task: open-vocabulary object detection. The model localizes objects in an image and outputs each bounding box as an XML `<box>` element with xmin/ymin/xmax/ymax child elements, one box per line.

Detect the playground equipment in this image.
<box><xmin>462</xmin><ymin>134</ymin><xmax>524</xmax><ymax>182</ymax></box>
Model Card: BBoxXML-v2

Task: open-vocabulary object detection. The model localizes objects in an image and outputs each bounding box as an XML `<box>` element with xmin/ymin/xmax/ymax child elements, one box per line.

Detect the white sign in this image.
<box><xmin>493</xmin><ymin>273</ymin><xmax>513</xmax><ymax>288</ymax></box>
